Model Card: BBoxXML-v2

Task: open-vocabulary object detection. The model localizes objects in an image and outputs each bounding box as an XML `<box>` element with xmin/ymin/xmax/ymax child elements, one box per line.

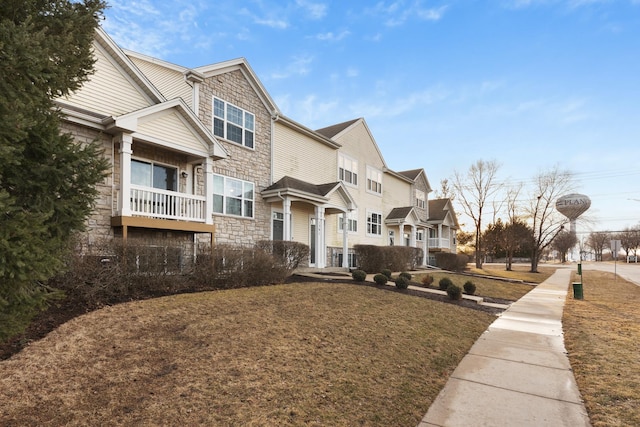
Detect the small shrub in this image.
<box><xmin>439</xmin><ymin>277</ymin><xmax>453</xmax><ymax>291</ymax></box>
<box><xmin>352</xmin><ymin>270</ymin><xmax>367</xmax><ymax>282</ymax></box>
<box><xmin>395</xmin><ymin>276</ymin><xmax>409</xmax><ymax>289</ymax></box>
<box><xmin>463</xmin><ymin>280</ymin><xmax>476</xmax><ymax>295</ymax></box>
<box><xmin>381</xmin><ymin>269</ymin><xmax>392</xmax><ymax>279</ymax></box>
<box><xmin>447</xmin><ymin>284</ymin><xmax>462</xmax><ymax>300</ymax></box>
<box><xmin>373</xmin><ymin>274</ymin><xmax>388</xmax><ymax>285</ymax></box>
<box><xmin>399</xmin><ymin>271</ymin><xmax>412</xmax><ymax>281</ymax></box>
<box><xmin>421</xmin><ymin>274</ymin><xmax>434</xmax><ymax>286</ymax></box>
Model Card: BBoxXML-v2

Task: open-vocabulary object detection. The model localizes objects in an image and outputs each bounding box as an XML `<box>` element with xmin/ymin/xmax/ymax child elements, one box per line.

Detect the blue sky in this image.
<box><xmin>103</xmin><ymin>0</ymin><xmax>640</xmax><ymax>235</ymax></box>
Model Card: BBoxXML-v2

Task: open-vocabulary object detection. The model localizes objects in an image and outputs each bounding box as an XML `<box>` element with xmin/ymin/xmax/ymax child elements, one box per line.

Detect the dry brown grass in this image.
<box><xmin>466</xmin><ymin>263</ymin><xmax>556</xmax><ymax>284</ymax></box>
<box><xmin>0</xmin><ymin>282</ymin><xmax>495</xmax><ymax>426</ymax></box>
<box><xmin>563</xmin><ymin>270</ymin><xmax>640</xmax><ymax>427</ymax></box>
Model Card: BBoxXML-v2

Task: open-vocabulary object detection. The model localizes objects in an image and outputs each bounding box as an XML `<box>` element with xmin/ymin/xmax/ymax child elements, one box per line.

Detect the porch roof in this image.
<box><xmin>262</xmin><ymin>176</ymin><xmax>356</xmax><ymax>211</ymax></box>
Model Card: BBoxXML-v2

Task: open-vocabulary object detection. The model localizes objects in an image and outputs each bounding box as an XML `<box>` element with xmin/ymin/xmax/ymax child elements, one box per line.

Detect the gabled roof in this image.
<box><xmin>103</xmin><ymin>98</ymin><xmax>228</xmax><ymax>159</ymax></box>
<box><xmin>386</xmin><ymin>207</ymin><xmax>415</xmax><ymax>221</ymax></box>
<box><xmin>262</xmin><ymin>176</ymin><xmax>356</xmax><ymax>211</ymax></box>
<box><xmin>315</xmin><ymin>118</ymin><xmax>360</xmax><ymax>139</ymax></box>
<box><xmin>194</xmin><ymin>58</ymin><xmax>280</xmax><ymax>116</ymax></box>
<box><xmin>428</xmin><ymin>198</ymin><xmax>460</xmax><ymax>229</ymax></box>
<box><xmin>398</xmin><ymin>168</ymin><xmax>433</xmax><ymax>193</ymax></box>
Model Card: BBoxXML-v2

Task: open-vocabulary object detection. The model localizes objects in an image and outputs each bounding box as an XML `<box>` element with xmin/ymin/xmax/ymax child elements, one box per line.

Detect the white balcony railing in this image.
<box><xmin>428</xmin><ymin>238</ymin><xmax>451</xmax><ymax>249</ymax></box>
<box><xmin>129</xmin><ymin>185</ymin><xmax>206</xmax><ymax>222</ymax></box>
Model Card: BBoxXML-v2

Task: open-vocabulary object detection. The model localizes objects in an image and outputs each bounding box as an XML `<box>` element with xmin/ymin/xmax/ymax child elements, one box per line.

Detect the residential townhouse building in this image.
<box><xmin>57</xmin><ymin>27</ymin><xmax>457</xmax><ymax>270</ymax></box>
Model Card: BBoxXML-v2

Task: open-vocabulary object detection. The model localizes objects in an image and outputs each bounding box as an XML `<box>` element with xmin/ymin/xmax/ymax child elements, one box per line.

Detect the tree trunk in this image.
<box><xmin>530</xmin><ymin>248</ymin><xmax>539</xmax><ymax>273</ymax></box>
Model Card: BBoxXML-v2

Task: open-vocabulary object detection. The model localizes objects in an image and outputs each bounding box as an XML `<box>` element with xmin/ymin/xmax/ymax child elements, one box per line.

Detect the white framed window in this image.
<box><xmin>388</xmin><ymin>230</ymin><xmax>395</xmax><ymax>246</ymax></box>
<box><xmin>338</xmin><ymin>153</ymin><xmax>358</xmax><ymax>186</ymax></box>
<box><xmin>131</xmin><ymin>159</ymin><xmax>177</xmax><ymax>191</ymax></box>
<box><xmin>213</xmin><ymin>97</ymin><xmax>255</xmax><ymax>148</ymax></box>
<box><xmin>338</xmin><ymin>210</ymin><xmax>358</xmax><ymax>233</ymax></box>
<box><xmin>213</xmin><ymin>174</ymin><xmax>254</xmax><ymax>218</ymax></box>
<box><xmin>416</xmin><ymin>190</ymin><xmax>426</xmax><ymax>209</ymax></box>
<box><xmin>366</xmin><ymin>166</ymin><xmax>382</xmax><ymax>195</ymax></box>
<box><xmin>416</xmin><ymin>230</ymin><xmax>424</xmax><ymax>241</ymax></box>
<box><xmin>367</xmin><ymin>210</ymin><xmax>383</xmax><ymax>236</ymax></box>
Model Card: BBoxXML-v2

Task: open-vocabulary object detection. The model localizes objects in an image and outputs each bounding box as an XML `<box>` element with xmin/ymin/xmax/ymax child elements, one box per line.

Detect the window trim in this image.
<box><xmin>338</xmin><ymin>153</ymin><xmax>358</xmax><ymax>187</ymax></box>
<box><xmin>366</xmin><ymin>210</ymin><xmax>383</xmax><ymax>237</ymax></box>
<box><xmin>213</xmin><ymin>97</ymin><xmax>255</xmax><ymax>149</ymax></box>
<box><xmin>366</xmin><ymin>165</ymin><xmax>383</xmax><ymax>195</ymax></box>
<box><xmin>131</xmin><ymin>158</ymin><xmax>178</xmax><ymax>192</ymax></box>
<box><xmin>213</xmin><ymin>174</ymin><xmax>255</xmax><ymax>219</ymax></box>
<box><xmin>338</xmin><ymin>210</ymin><xmax>358</xmax><ymax>234</ymax></box>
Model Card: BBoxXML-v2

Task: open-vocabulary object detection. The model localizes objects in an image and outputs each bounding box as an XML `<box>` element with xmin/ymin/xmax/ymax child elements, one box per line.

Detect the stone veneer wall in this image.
<box><xmin>60</xmin><ymin>122</ymin><xmax>115</xmax><ymax>247</ymax></box>
<box><xmin>198</xmin><ymin>69</ymin><xmax>273</xmax><ymax>246</ymax></box>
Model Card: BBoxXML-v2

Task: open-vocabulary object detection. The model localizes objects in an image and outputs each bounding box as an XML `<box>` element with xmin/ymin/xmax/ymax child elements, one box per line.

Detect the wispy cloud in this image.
<box><xmin>367</xmin><ymin>1</ymin><xmax>449</xmax><ymax>27</ymax></box>
<box><xmin>315</xmin><ymin>30</ymin><xmax>351</xmax><ymax>41</ymax></box>
<box><xmin>270</xmin><ymin>55</ymin><xmax>315</xmax><ymax>79</ymax></box>
<box><xmin>295</xmin><ymin>0</ymin><xmax>328</xmax><ymax>19</ymax></box>
<box><xmin>254</xmin><ymin>17</ymin><xmax>290</xmax><ymax>29</ymax></box>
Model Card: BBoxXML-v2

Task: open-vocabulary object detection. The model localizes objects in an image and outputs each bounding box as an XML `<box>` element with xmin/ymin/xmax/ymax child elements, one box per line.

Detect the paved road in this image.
<box><xmin>579</xmin><ymin>261</ymin><xmax>640</xmax><ymax>286</ymax></box>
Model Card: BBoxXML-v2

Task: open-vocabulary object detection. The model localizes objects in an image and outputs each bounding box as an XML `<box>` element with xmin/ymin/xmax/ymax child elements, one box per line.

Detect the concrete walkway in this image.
<box><xmin>419</xmin><ymin>268</ymin><xmax>591</xmax><ymax>427</ymax></box>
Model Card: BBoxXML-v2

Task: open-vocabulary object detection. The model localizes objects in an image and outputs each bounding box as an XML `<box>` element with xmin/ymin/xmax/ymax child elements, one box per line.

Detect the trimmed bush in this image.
<box><xmin>399</xmin><ymin>271</ymin><xmax>412</xmax><ymax>281</ymax></box>
<box><xmin>381</xmin><ymin>269</ymin><xmax>393</xmax><ymax>279</ymax></box>
<box><xmin>353</xmin><ymin>245</ymin><xmax>423</xmax><ymax>273</ymax></box>
<box><xmin>447</xmin><ymin>284</ymin><xmax>462</xmax><ymax>300</ymax></box>
<box><xmin>438</xmin><ymin>277</ymin><xmax>453</xmax><ymax>291</ymax></box>
<box><xmin>373</xmin><ymin>274</ymin><xmax>388</xmax><ymax>285</ymax></box>
<box><xmin>435</xmin><ymin>252</ymin><xmax>470</xmax><ymax>271</ymax></box>
<box><xmin>421</xmin><ymin>274</ymin><xmax>434</xmax><ymax>286</ymax></box>
<box><xmin>351</xmin><ymin>270</ymin><xmax>367</xmax><ymax>282</ymax></box>
<box><xmin>463</xmin><ymin>280</ymin><xmax>476</xmax><ymax>295</ymax></box>
<box><xmin>395</xmin><ymin>276</ymin><xmax>409</xmax><ymax>289</ymax></box>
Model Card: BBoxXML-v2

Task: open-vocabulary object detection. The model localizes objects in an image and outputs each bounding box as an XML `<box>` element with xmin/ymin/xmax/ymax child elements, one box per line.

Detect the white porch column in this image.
<box><xmin>117</xmin><ymin>133</ymin><xmax>133</xmax><ymax>216</ymax></box>
<box><xmin>203</xmin><ymin>157</ymin><xmax>214</xmax><ymax>225</ymax></box>
<box><xmin>315</xmin><ymin>206</ymin><xmax>326</xmax><ymax>268</ymax></box>
<box><xmin>410</xmin><ymin>225</ymin><xmax>417</xmax><ymax>247</ymax></box>
<box><xmin>399</xmin><ymin>223</ymin><xmax>406</xmax><ymax>246</ymax></box>
<box><xmin>342</xmin><ymin>211</ymin><xmax>349</xmax><ymax>268</ymax></box>
<box><xmin>423</xmin><ymin>228</ymin><xmax>428</xmax><ymax>266</ymax></box>
<box><xmin>438</xmin><ymin>224</ymin><xmax>443</xmax><ymax>248</ymax></box>
<box><xmin>283</xmin><ymin>196</ymin><xmax>292</xmax><ymax>241</ymax></box>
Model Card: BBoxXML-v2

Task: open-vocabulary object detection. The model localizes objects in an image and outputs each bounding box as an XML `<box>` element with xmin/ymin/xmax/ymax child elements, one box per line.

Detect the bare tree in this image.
<box><xmin>525</xmin><ymin>166</ymin><xmax>574</xmax><ymax>273</ymax></box>
<box><xmin>587</xmin><ymin>231</ymin><xmax>610</xmax><ymax>261</ymax></box>
<box><xmin>552</xmin><ymin>231</ymin><xmax>578</xmax><ymax>263</ymax></box>
<box><xmin>433</xmin><ymin>178</ymin><xmax>456</xmax><ymax>200</ymax></box>
<box><xmin>452</xmin><ymin>160</ymin><xmax>502</xmax><ymax>269</ymax></box>
<box><xmin>616</xmin><ymin>225</ymin><xmax>640</xmax><ymax>261</ymax></box>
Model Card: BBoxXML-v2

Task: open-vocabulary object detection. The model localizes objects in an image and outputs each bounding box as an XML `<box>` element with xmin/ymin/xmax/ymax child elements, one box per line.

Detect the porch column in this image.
<box><xmin>283</xmin><ymin>196</ymin><xmax>292</xmax><ymax>241</ymax></box>
<box><xmin>410</xmin><ymin>225</ymin><xmax>417</xmax><ymax>247</ymax></box>
<box><xmin>203</xmin><ymin>157</ymin><xmax>214</xmax><ymax>225</ymax></box>
<box><xmin>438</xmin><ymin>224</ymin><xmax>443</xmax><ymax>248</ymax></box>
<box><xmin>117</xmin><ymin>133</ymin><xmax>133</xmax><ymax>217</ymax></box>
<box><xmin>342</xmin><ymin>211</ymin><xmax>349</xmax><ymax>268</ymax></box>
<box><xmin>399</xmin><ymin>223</ymin><xmax>406</xmax><ymax>246</ymax></box>
<box><xmin>423</xmin><ymin>228</ymin><xmax>428</xmax><ymax>266</ymax></box>
<box><xmin>315</xmin><ymin>205</ymin><xmax>326</xmax><ymax>268</ymax></box>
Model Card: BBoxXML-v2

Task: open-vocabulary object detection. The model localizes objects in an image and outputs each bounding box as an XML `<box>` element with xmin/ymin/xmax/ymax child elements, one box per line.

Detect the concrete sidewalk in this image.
<box><xmin>419</xmin><ymin>268</ymin><xmax>591</xmax><ymax>427</ymax></box>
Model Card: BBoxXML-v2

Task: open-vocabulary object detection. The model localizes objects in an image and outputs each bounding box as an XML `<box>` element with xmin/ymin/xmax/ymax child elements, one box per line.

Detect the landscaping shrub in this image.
<box><xmin>353</xmin><ymin>245</ymin><xmax>423</xmax><ymax>273</ymax></box>
<box><xmin>351</xmin><ymin>270</ymin><xmax>367</xmax><ymax>282</ymax></box>
<box><xmin>463</xmin><ymin>280</ymin><xmax>476</xmax><ymax>295</ymax></box>
<box><xmin>435</xmin><ymin>252</ymin><xmax>470</xmax><ymax>271</ymax></box>
<box><xmin>421</xmin><ymin>274</ymin><xmax>434</xmax><ymax>286</ymax></box>
<box><xmin>399</xmin><ymin>271</ymin><xmax>412</xmax><ymax>281</ymax></box>
<box><xmin>373</xmin><ymin>274</ymin><xmax>388</xmax><ymax>285</ymax></box>
<box><xmin>395</xmin><ymin>276</ymin><xmax>409</xmax><ymax>289</ymax></box>
<box><xmin>439</xmin><ymin>277</ymin><xmax>453</xmax><ymax>291</ymax></box>
<box><xmin>447</xmin><ymin>284</ymin><xmax>462</xmax><ymax>300</ymax></box>
<box><xmin>256</xmin><ymin>240</ymin><xmax>309</xmax><ymax>270</ymax></box>
<box><xmin>381</xmin><ymin>269</ymin><xmax>393</xmax><ymax>279</ymax></box>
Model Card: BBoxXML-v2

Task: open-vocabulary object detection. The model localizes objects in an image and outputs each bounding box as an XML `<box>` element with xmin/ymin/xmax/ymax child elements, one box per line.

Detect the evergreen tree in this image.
<box><xmin>0</xmin><ymin>0</ymin><xmax>108</xmax><ymax>337</ymax></box>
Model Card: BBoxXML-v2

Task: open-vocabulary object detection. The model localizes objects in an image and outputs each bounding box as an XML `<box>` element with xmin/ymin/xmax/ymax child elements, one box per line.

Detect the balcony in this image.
<box><xmin>129</xmin><ymin>185</ymin><xmax>206</xmax><ymax>222</ymax></box>
<box><xmin>428</xmin><ymin>237</ymin><xmax>451</xmax><ymax>250</ymax></box>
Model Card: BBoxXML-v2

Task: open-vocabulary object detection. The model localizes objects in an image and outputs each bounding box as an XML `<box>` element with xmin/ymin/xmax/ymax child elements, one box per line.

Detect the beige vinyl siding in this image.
<box><xmin>383</xmin><ymin>174</ymin><xmax>412</xmax><ymax>209</ymax></box>
<box><xmin>273</xmin><ymin>122</ymin><xmax>336</xmax><ymax>183</ymax></box>
<box><xmin>62</xmin><ymin>43</ymin><xmax>150</xmax><ymax>115</ymax></box>
<box><xmin>137</xmin><ymin>110</ymin><xmax>207</xmax><ymax>153</ymax></box>
<box><xmin>291</xmin><ymin>204</ymin><xmax>313</xmax><ymax>245</ymax></box>
<box><xmin>333</xmin><ymin>122</ymin><xmax>385</xmax><ymax>170</ymax></box>
<box><xmin>130</xmin><ymin>57</ymin><xmax>193</xmax><ymax>107</ymax></box>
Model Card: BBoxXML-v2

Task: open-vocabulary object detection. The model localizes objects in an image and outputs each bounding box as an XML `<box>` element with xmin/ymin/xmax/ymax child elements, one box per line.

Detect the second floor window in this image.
<box><xmin>338</xmin><ymin>153</ymin><xmax>358</xmax><ymax>186</ymax></box>
<box><xmin>131</xmin><ymin>159</ymin><xmax>177</xmax><ymax>191</ymax></box>
<box><xmin>367</xmin><ymin>211</ymin><xmax>382</xmax><ymax>236</ymax></box>
<box><xmin>213</xmin><ymin>174</ymin><xmax>254</xmax><ymax>218</ymax></box>
<box><xmin>213</xmin><ymin>97</ymin><xmax>255</xmax><ymax>148</ymax></box>
<box><xmin>338</xmin><ymin>210</ymin><xmax>358</xmax><ymax>233</ymax></box>
<box><xmin>367</xmin><ymin>166</ymin><xmax>382</xmax><ymax>195</ymax></box>
<box><xmin>416</xmin><ymin>190</ymin><xmax>426</xmax><ymax>209</ymax></box>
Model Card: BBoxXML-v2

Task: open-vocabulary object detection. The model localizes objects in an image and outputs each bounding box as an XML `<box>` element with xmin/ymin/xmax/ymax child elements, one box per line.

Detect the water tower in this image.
<box><xmin>556</xmin><ymin>193</ymin><xmax>591</xmax><ymax>261</ymax></box>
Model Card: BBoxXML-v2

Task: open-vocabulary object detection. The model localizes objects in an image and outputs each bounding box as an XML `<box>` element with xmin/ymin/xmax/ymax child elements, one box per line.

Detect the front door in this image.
<box><xmin>309</xmin><ymin>217</ymin><xmax>316</xmax><ymax>266</ymax></box>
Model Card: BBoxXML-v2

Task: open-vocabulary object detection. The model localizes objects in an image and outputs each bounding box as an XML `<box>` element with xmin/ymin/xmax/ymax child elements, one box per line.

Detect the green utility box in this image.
<box><xmin>572</xmin><ymin>282</ymin><xmax>584</xmax><ymax>300</ymax></box>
